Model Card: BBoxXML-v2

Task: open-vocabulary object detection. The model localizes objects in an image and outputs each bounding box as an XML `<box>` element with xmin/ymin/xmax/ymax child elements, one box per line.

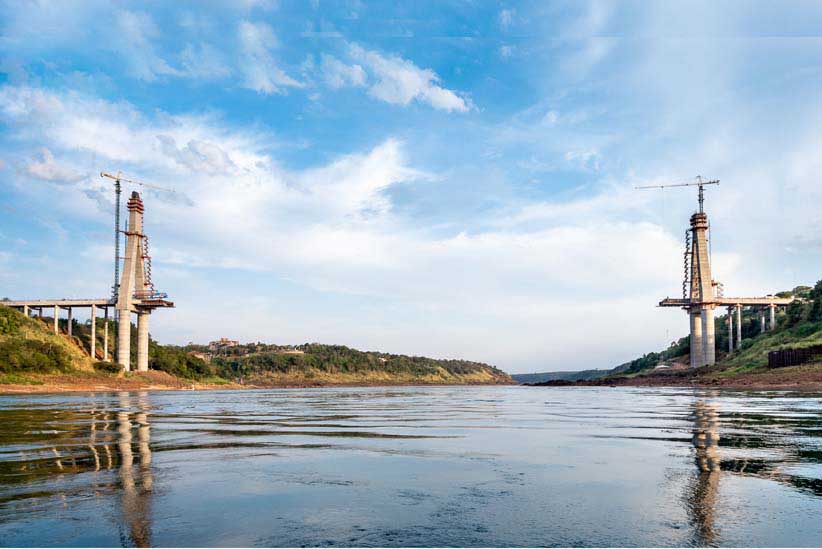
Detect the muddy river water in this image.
<box><xmin>0</xmin><ymin>386</ymin><xmax>820</xmax><ymax>547</ymax></box>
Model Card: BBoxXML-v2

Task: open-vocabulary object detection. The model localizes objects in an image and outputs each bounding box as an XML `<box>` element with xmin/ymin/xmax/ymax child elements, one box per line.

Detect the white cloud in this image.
<box><xmin>21</xmin><ymin>148</ymin><xmax>85</xmax><ymax>184</ymax></box>
<box><xmin>180</xmin><ymin>42</ymin><xmax>232</xmax><ymax>80</ymax></box>
<box><xmin>157</xmin><ymin>135</ymin><xmax>238</xmax><ymax>175</ymax></box>
<box><xmin>499</xmin><ymin>45</ymin><xmax>515</xmax><ymax>59</ymax></box>
<box><xmin>564</xmin><ymin>148</ymin><xmax>601</xmax><ymax>171</ymax></box>
<box><xmin>498</xmin><ymin>9</ymin><xmax>515</xmax><ymax>29</ymax></box>
<box><xmin>238</xmin><ymin>21</ymin><xmax>302</xmax><ymax>94</ymax></box>
<box><xmin>115</xmin><ymin>11</ymin><xmax>181</xmax><ymax>81</ymax></box>
<box><xmin>320</xmin><ymin>54</ymin><xmax>367</xmax><ymax>88</ymax></box>
<box><xmin>349</xmin><ymin>44</ymin><xmax>471</xmax><ymax>112</ymax></box>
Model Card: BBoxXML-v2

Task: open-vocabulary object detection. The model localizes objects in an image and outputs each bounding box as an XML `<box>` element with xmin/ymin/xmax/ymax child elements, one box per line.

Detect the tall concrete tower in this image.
<box><xmin>658</xmin><ymin>178</ymin><xmax>792</xmax><ymax>369</ymax></box>
<box><xmin>115</xmin><ymin>192</ymin><xmax>173</xmax><ymax>372</ymax></box>
<box><xmin>688</xmin><ymin>211</ymin><xmax>715</xmax><ymax>368</ymax></box>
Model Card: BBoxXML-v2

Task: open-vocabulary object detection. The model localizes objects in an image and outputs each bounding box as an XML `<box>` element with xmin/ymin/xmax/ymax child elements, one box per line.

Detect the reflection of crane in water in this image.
<box><xmin>687</xmin><ymin>400</ymin><xmax>721</xmax><ymax>546</ymax></box>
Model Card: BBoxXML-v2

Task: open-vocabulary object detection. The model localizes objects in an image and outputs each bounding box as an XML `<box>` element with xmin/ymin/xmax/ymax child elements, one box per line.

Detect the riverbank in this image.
<box><xmin>0</xmin><ymin>371</ymin><xmax>515</xmax><ymax>394</ymax></box>
<box><xmin>531</xmin><ymin>363</ymin><xmax>822</xmax><ymax>391</ymax></box>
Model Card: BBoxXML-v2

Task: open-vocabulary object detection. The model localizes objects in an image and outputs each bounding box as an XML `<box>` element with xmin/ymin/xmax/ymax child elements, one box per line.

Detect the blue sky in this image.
<box><xmin>1</xmin><ymin>1</ymin><xmax>821</xmax><ymax>373</ymax></box>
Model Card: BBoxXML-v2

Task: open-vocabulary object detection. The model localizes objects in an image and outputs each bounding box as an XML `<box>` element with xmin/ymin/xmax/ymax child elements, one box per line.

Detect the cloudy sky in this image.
<box><xmin>1</xmin><ymin>1</ymin><xmax>821</xmax><ymax>373</ymax></box>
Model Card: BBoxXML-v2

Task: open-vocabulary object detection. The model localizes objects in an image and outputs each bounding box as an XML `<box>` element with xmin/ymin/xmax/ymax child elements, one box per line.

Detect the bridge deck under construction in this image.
<box><xmin>659</xmin><ymin>297</ymin><xmax>794</xmax><ymax>308</ymax></box>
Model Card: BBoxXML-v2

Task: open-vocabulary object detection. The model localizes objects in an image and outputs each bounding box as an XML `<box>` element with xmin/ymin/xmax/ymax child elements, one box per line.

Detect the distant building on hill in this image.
<box><xmin>208</xmin><ymin>337</ymin><xmax>239</xmax><ymax>351</ymax></box>
<box><xmin>277</xmin><ymin>347</ymin><xmax>304</xmax><ymax>355</ymax></box>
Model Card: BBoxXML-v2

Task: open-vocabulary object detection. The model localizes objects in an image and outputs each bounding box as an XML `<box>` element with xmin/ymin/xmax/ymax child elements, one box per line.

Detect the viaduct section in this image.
<box><xmin>657</xmin><ymin>182</ymin><xmax>791</xmax><ymax>368</ymax></box>
<box><xmin>5</xmin><ymin>190</ymin><xmax>172</xmax><ymax>372</ymax></box>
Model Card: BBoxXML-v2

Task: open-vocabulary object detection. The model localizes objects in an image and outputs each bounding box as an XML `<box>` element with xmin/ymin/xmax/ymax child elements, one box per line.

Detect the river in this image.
<box><xmin>0</xmin><ymin>386</ymin><xmax>820</xmax><ymax>547</ymax></box>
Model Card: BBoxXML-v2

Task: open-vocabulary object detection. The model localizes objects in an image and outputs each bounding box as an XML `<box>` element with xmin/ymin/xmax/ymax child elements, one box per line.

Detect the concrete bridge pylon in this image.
<box><xmin>116</xmin><ymin>192</ymin><xmax>171</xmax><ymax>372</ymax></box>
<box><xmin>657</xmin><ymin>180</ymin><xmax>793</xmax><ymax>368</ymax></box>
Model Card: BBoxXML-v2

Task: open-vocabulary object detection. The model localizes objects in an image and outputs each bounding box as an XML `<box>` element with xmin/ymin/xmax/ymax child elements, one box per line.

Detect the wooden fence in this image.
<box><xmin>767</xmin><ymin>345</ymin><xmax>822</xmax><ymax>368</ymax></box>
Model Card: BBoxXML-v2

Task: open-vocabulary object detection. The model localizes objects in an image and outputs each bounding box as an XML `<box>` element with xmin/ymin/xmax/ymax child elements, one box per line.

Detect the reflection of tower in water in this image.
<box><xmin>117</xmin><ymin>391</ymin><xmax>154</xmax><ymax>548</ymax></box>
<box><xmin>688</xmin><ymin>400</ymin><xmax>721</xmax><ymax>546</ymax></box>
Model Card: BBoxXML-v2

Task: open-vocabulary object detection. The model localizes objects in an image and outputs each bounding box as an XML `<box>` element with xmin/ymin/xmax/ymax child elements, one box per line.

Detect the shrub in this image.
<box><xmin>0</xmin><ymin>306</ymin><xmax>23</xmax><ymax>336</ymax></box>
<box><xmin>93</xmin><ymin>361</ymin><xmax>123</xmax><ymax>374</ymax></box>
<box><xmin>0</xmin><ymin>339</ymin><xmax>73</xmax><ymax>373</ymax></box>
<box><xmin>149</xmin><ymin>341</ymin><xmax>215</xmax><ymax>379</ymax></box>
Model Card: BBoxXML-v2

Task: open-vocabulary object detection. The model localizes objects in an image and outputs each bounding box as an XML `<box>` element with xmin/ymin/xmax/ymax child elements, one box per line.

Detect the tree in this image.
<box><xmin>785</xmin><ymin>300</ymin><xmax>806</xmax><ymax>327</ymax></box>
<box><xmin>809</xmin><ymin>279</ymin><xmax>822</xmax><ymax>322</ymax></box>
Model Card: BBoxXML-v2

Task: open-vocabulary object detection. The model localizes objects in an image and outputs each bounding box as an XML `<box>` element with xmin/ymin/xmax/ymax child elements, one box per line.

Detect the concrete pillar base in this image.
<box><xmin>735</xmin><ymin>305</ymin><xmax>743</xmax><ymax>350</ymax></box>
<box><xmin>701</xmin><ymin>307</ymin><xmax>716</xmax><ymax>366</ymax></box>
<box><xmin>103</xmin><ymin>308</ymin><xmax>109</xmax><ymax>362</ymax></box>
<box><xmin>117</xmin><ymin>309</ymin><xmax>131</xmax><ymax>372</ymax></box>
<box><xmin>690</xmin><ymin>310</ymin><xmax>704</xmax><ymax>368</ymax></box>
<box><xmin>136</xmin><ymin>312</ymin><xmax>150</xmax><ymax>372</ymax></box>
<box><xmin>90</xmin><ymin>304</ymin><xmax>97</xmax><ymax>360</ymax></box>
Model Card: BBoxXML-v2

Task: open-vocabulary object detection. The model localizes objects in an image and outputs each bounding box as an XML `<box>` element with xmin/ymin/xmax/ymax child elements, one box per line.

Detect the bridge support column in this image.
<box><xmin>117</xmin><ymin>310</ymin><xmax>131</xmax><ymax>372</ymax></box>
<box><xmin>727</xmin><ymin>308</ymin><xmax>733</xmax><ymax>353</ymax></box>
<box><xmin>103</xmin><ymin>308</ymin><xmax>109</xmax><ymax>361</ymax></box>
<box><xmin>53</xmin><ymin>305</ymin><xmax>58</xmax><ymax>333</ymax></box>
<box><xmin>136</xmin><ymin>312</ymin><xmax>150</xmax><ymax>372</ymax></box>
<box><xmin>38</xmin><ymin>307</ymin><xmax>43</xmax><ymax>320</ymax></box>
<box><xmin>690</xmin><ymin>310</ymin><xmax>704</xmax><ymax>368</ymax></box>
<box><xmin>769</xmin><ymin>304</ymin><xmax>776</xmax><ymax>331</ymax></box>
<box><xmin>90</xmin><ymin>304</ymin><xmax>97</xmax><ymax>360</ymax></box>
<box><xmin>67</xmin><ymin>308</ymin><xmax>73</xmax><ymax>337</ymax></box>
<box><xmin>760</xmin><ymin>309</ymin><xmax>766</xmax><ymax>333</ymax></box>
<box><xmin>23</xmin><ymin>305</ymin><xmax>28</xmax><ymax>317</ymax></box>
<box><xmin>735</xmin><ymin>304</ymin><xmax>742</xmax><ymax>350</ymax></box>
<box><xmin>701</xmin><ymin>307</ymin><xmax>715</xmax><ymax>366</ymax></box>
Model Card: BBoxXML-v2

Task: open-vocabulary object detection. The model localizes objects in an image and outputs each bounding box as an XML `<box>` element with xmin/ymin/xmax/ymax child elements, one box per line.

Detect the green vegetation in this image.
<box><xmin>206</xmin><ymin>343</ymin><xmax>511</xmax><ymax>385</ymax></box>
<box><xmin>0</xmin><ymin>339</ymin><xmax>74</xmax><ymax>373</ymax></box>
<box><xmin>148</xmin><ymin>341</ymin><xmax>215</xmax><ymax>379</ymax></box>
<box><xmin>0</xmin><ymin>372</ymin><xmax>45</xmax><ymax>385</ymax></box>
<box><xmin>612</xmin><ymin>336</ymin><xmax>690</xmax><ymax>377</ymax></box>
<box><xmin>93</xmin><ymin>361</ymin><xmax>123</xmax><ymax>374</ymax></box>
<box><xmin>0</xmin><ymin>306</ymin><xmax>83</xmax><ymax>374</ymax></box>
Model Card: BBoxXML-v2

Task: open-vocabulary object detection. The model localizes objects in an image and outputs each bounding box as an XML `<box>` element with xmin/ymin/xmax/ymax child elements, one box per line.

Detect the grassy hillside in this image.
<box><xmin>0</xmin><ymin>305</ymin><xmax>94</xmax><ymax>384</ymax></box>
<box><xmin>206</xmin><ymin>343</ymin><xmax>512</xmax><ymax>385</ymax></box>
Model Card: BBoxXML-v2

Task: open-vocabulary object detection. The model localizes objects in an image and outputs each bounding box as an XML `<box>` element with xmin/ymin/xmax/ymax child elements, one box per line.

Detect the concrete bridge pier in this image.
<box><xmin>117</xmin><ymin>310</ymin><xmax>132</xmax><ymax>372</ymax></box>
<box><xmin>104</xmin><ymin>308</ymin><xmax>109</xmax><ymax>361</ymax></box>
<box><xmin>67</xmin><ymin>307</ymin><xmax>73</xmax><ymax>337</ymax></box>
<box><xmin>701</xmin><ymin>307</ymin><xmax>715</xmax><ymax>366</ymax></box>
<box><xmin>136</xmin><ymin>312</ymin><xmax>150</xmax><ymax>372</ymax></box>
<box><xmin>690</xmin><ymin>309</ymin><xmax>704</xmax><ymax>368</ymax></box>
<box><xmin>735</xmin><ymin>305</ymin><xmax>742</xmax><ymax>350</ymax></box>
<box><xmin>727</xmin><ymin>307</ymin><xmax>734</xmax><ymax>353</ymax></box>
<box><xmin>23</xmin><ymin>304</ymin><xmax>28</xmax><ymax>317</ymax></box>
<box><xmin>53</xmin><ymin>305</ymin><xmax>58</xmax><ymax>333</ymax></box>
<box><xmin>90</xmin><ymin>304</ymin><xmax>97</xmax><ymax>361</ymax></box>
<box><xmin>760</xmin><ymin>309</ymin><xmax>766</xmax><ymax>333</ymax></box>
<box><xmin>769</xmin><ymin>304</ymin><xmax>776</xmax><ymax>331</ymax></box>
